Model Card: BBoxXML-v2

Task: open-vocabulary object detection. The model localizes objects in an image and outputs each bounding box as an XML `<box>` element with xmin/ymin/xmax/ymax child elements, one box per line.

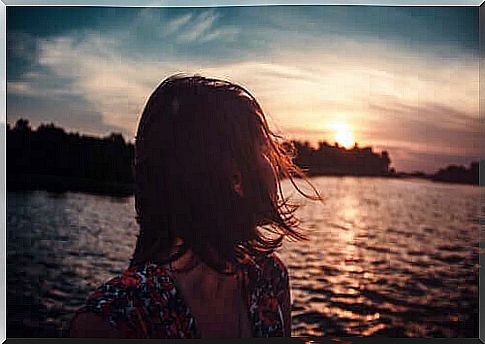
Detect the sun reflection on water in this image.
<box><xmin>279</xmin><ymin>176</ymin><xmax>479</xmax><ymax>338</ymax></box>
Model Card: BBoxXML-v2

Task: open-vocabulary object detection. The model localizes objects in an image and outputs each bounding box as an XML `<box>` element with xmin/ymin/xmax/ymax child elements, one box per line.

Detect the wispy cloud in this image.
<box><xmin>175</xmin><ymin>10</ymin><xmax>239</xmax><ymax>44</ymax></box>
<box><xmin>165</xmin><ymin>13</ymin><xmax>193</xmax><ymax>35</ymax></box>
<box><xmin>129</xmin><ymin>8</ymin><xmax>239</xmax><ymax>46</ymax></box>
<box><xmin>176</xmin><ymin>11</ymin><xmax>218</xmax><ymax>43</ymax></box>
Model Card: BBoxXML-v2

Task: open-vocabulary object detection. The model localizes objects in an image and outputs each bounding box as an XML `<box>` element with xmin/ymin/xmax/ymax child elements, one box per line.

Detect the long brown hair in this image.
<box><xmin>130</xmin><ymin>74</ymin><xmax>322</xmax><ymax>273</ymax></box>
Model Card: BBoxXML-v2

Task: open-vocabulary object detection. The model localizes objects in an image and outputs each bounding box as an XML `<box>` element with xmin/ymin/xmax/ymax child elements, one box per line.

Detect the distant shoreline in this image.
<box><xmin>8</xmin><ymin>174</ymin><xmax>134</xmax><ymax>197</ymax></box>
<box><xmin>7</xmin><ymin>171</ymin><xmax>480</xmax><ymax>199</ymax></box>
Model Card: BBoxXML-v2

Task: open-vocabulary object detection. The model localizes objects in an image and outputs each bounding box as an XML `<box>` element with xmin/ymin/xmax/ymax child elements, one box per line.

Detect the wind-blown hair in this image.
<box><xmin>130</xmin><ymin>74</ymin><xmax>321</xmax><ymax>273</ymax></box>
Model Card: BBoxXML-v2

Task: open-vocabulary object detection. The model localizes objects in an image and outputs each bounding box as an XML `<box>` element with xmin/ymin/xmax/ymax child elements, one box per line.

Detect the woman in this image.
<box><xmin>69</xmin><ymin>74</ymin><xmax>321</xmax><ymax>338</ymax></box>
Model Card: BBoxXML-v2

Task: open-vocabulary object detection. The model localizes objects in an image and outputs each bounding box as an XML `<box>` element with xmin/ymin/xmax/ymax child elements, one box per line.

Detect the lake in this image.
<box><xmin>6</xmin><ymin>176</ymin><xmax>481</xmax><ymax>337</ymax></box>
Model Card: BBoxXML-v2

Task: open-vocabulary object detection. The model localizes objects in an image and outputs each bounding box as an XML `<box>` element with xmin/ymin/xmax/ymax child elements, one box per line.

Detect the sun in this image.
<box><xmin>331</xmin><ymin>123</ymin><xmax>354</xmax><ymax>149</ymax></box>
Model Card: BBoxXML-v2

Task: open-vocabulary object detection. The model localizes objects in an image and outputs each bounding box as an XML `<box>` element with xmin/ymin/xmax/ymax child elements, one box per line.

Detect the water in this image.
<box><xmin>6</xmin><ymin>177</ymin><xmax>482</xmax><ymax>338</ymax></box>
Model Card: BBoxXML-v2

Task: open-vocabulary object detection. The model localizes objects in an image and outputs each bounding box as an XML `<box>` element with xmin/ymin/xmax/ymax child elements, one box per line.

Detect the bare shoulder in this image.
<box><xmin>69</xmin><ymin>311</ymin><xmax>122</xmax><ymax>338</ymax></box>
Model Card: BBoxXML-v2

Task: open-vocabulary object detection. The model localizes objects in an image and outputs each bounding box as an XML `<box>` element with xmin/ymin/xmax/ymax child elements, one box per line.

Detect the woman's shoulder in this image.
<box><xmin>79</xmin><ymin>263</ymin><xmax>173</xmax><ymax>307</ymax></box>
<box><xmin>244</xmin><ymin>252</ymin><xmax>289</xmax><ymax>337</ymax></box>
<box><xmin>73</xmin><ymin>262</ymin><xmax>178</xmax><ymax>338</ymax></box>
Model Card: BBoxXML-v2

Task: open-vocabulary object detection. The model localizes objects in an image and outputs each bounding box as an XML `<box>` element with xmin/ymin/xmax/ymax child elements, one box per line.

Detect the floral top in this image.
<box><xmin>74</xmin><ymin>253</ymin><xmax>289</xmax><ymax>338</ymax></box>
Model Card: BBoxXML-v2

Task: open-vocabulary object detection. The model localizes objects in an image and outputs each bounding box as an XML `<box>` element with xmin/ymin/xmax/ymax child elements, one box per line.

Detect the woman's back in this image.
<box><xmin>70</xmin><ymin>252</ymin><xmax>290</xmax><ymax>338</ymax></box>
<box><xmin>169</xmin><ymin>258</ymin><xmax>253</xmax><ymax>338</ymax></box>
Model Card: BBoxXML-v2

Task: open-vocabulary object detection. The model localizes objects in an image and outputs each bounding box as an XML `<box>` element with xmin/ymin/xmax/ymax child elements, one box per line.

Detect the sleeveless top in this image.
<box><xmin>74</xmin><ymin>253</ymin><xmax>289</xmax><ymax>338</ymax></box>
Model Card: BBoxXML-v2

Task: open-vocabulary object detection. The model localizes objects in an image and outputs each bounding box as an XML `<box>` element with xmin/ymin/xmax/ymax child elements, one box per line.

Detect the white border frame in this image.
<box><xmin>1</xmin><ymin>1</ymin><xmax>483</xmax><ymax>343</ymax></box>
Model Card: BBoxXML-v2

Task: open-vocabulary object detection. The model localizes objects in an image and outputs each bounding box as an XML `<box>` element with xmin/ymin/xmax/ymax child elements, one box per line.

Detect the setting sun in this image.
<box><xmin>331</xmin><ymin>123</ymin><xmax>355</xmax><ymax>149</ymax></box>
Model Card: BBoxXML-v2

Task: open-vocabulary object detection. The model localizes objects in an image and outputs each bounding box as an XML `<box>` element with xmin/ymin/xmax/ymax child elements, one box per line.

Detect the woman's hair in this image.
<box><xmin>130</xmin><ymin>74</ymin><xmax>322</xmax><ymax>273</ymax></box>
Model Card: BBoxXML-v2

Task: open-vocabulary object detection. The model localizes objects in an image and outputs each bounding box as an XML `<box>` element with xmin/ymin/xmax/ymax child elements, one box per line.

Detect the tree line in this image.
<box><xmin>7</xmin><ymin>119</ymin><xmax>135</xmax><ymax>195</ymax></box>
<box><xmin>6</xmin><ymin>119</ymin><xmax>479</xmax><ymax>196</ymax></box>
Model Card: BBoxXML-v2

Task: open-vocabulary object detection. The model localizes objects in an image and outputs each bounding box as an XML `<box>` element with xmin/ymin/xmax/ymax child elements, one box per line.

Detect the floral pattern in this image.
<box><xmin>75</xmin><ymin>253</ymin><xmax>289</xmax><ymax>338</ymax></box>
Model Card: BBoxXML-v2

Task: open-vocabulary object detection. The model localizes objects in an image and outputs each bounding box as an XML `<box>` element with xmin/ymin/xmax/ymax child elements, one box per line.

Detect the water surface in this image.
<box><xmin>6</xmin><ymin>177</ymin><xmax>481</xmax><ymax>337</ymax></box>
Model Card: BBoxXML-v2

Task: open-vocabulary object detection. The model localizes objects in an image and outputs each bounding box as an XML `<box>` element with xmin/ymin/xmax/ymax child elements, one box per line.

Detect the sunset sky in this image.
<box><xmin>6</xmin><ymin>6</ymin><xmax>480</xmax><ymax>173</ymax></box>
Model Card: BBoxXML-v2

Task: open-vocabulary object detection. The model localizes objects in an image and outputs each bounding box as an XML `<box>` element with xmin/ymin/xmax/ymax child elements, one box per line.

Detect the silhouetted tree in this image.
<box><xmin>13</xmin><ymin>119</ymin><xmax>31</xmax><ymax>132</ymax></box>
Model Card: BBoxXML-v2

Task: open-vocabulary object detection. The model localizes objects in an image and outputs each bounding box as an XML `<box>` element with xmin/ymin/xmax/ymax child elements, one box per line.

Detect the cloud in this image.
<box><xmin>175</xmin><ymin>10</ymin><xmax>239</xmax><ymax>44</ymax></box>
<box><xmin>8</xmin><ymin>34</ymin><xmax>159</xmax><ymax>135</ymax></box>
<box><xmin>129</xmin><ymin>8</ymin><xmax>239</xmax><ymax>46</ymax></box>
<box><xmin>165</xmin><ymin>13</ymin><xmax>193</xmax><ymax>35</ymax></box>
<box><xmin>176</xmin><ymin>11</ymin><xmax>218</xmax><ymax>43</ymax></box>
<box><xmin>7</xmin><ymin>16</ymin><xmax>479</xmax><ymax>172</ymax></box>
